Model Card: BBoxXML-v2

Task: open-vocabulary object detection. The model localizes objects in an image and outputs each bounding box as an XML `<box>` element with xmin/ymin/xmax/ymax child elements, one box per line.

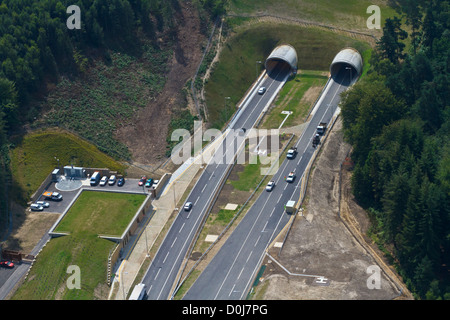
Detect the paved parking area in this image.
<box><xmin>33</xmin><ymin>177</ymin><xmax>154</xmax><ymax>214</ymax></box>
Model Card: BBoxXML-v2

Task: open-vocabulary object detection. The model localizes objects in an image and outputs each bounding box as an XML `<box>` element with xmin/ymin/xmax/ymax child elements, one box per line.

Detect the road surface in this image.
<box><xmin>142</xmin><ymin>61</ymin><xmax>292</xmax><ymax>300</ymax></box>
<box><xmin>183</xmin><ymin>64</ymin><xmax>355</xmax><ymax>300</ymax></box>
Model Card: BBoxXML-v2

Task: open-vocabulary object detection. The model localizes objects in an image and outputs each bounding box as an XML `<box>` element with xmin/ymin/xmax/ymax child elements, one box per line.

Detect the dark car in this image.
<box><xmin>145</xmin><ymin>178</ymin><xmax>154</xmax><ymax>188</ymax></box>
<box><xmin>117</xmin><ymin>177</ymin><xmax>125</xmax><ymax>186</ymax></box>
<box><xmin>138</xmin><ymin>176</ymin><xmax>147</xmax><ymax>186</ymax></box>
<box><xmin>0</xmin><ymin>261</ymin><xmax>14</xmax><ymax>268</ymax></box>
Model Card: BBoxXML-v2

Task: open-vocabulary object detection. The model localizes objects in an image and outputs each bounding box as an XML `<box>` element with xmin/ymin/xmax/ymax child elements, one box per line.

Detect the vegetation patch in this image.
<box><xmin>204</xmin><ymin>21</ymin><xmax>371</xmax><ymax>129</ymax></box>
<box><xmin>10</xmin><ymin>129</ymin><xmax>126</xmax><ymax>202</ymax></box>
<box><xmin>12</xmin><ymin>191</ymin><xmax>146</xmax><ymax>300</ymax></box>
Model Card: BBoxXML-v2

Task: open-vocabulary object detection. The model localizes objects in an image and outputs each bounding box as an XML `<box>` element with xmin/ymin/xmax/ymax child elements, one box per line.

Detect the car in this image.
<box><xmin>108</xmin><ymin>175</ymin><xmax>116</xmax><ymax>186</ymax></box>
<box><xmin>239</xmin><ymin>128</ymin><xmax>246</xmax><ymax>136</ymax></box>
<box><xmin>0</xmin><ymin>261</ymin><xmax>14</xmax><ymax>268</ymax></box>
<box><xmin>184</xmin><ymin>202</ymin><xmax>193</xmax><ymax>211</ymax></box>
<box><xmin>117</xmin><ymin>177</ymin><xmax>125</xmax><ymax>186</ymax></box>
<box><xmin>286</xmin><ymin>171</ymin><xmax>296</xmax><ymax>183</ymax></box>
<box><xmin>99</xmin><ymin>176</ymin><xmax>108</xmax><ymax>186</ymax></box>
<box><xmin>266</xmin><ymin>181</ymin><xmax>275</xmax><ymax>192</ymax></box>
<box><xmin>36</xmin><ymin>201</ymin><xmax>50</xmax><ymax>208</ymax></box>
<box><xmin>258</xmin><ymin>87</ymin><xmax>266</xmax><ymax>95</ymax></box>
<box><xmin>138</xmin><ymin>176</ymin><xmax>147</xmax><ymax>186</ymax></box>
<box><xmin>145</xmin><ymin>178</ymin><xmax>153</xmax><ymax>188</ymax></box>
<box><xmin>30</xmin><ymin>204</ymin><xmax>44</xmax><ymax>211</ymax></box>
<box><xmin>152</xmin><ymin>179</ymin><xmax>159</xmax><ymax>187</ymax></box>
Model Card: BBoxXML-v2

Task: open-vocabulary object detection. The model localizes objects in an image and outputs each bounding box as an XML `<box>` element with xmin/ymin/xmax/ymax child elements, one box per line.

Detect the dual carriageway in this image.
<box><xmin>142</xmin><ymin>46</ymin><xmax>362</xmax><ymax>300</ymax></box>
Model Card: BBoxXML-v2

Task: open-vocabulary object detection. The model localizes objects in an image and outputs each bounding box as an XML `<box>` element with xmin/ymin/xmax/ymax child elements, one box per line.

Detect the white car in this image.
<box><xmin>99</xmin><ymin>176</ymin><xmax>108</xmax><ymax>186</ymax></box>
<box><xmin>30</xmin><ymin>204</ymin><xmax>44</xmax><ymax>211</ymax></box>
<box><xmin>184</xmin><ymin>202</ymin><xmax>193</xmax><ymax>211</ymax></box>
<box><xmin>266</xmin><ymin>181</ymin><xmax>275</xmax><ymax>191</ymax></box>
<box><xmin>286</xmin><ymin>171</ymin><xmax>296</xmax><ymax>183</ymax></box>
<box><xmin>108</xmin><ymin>175</ymin><xmax>116</xmax><ymax>185</ymax></box>
<box><xmin>258</xmin><ymin>87</ymin><xmax>266</xmax><ymax>95</ymax></box>
<box><xmin>36</xmin><ymin>201</ymin><xmax>50</xmax><ymax>208</ymax></box>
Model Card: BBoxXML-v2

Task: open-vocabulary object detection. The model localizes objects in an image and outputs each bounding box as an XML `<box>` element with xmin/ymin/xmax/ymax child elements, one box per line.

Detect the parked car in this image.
<box><xmin>0</xmin><ymin>261</ymin><xmax>14</xmax><ymax>268</ymax></box>
<box><xmin>258</xmin><ymin>87</ymin><xmax>266</xmax><ymax>94</ymax></box>
<box><xmin>266</xmin><ymin>181</ymin><xmax>275</xmax><ymax>192</ymax></box>
<box><xmin>36</xmin><ymin>201</ymin><xmax>50</xmax><ymax>208</ymax></box>
<box><xmin>117</xmin><ymin>177</ymin><xmax>125</xmax><ymax>186</ymax></box>
<box><xmin>138</xmin><ymin>176</ymin><xmax>147</xmax><ymax>186</ymax></box>
<box><xmin>108</xmin><ymin>175</ymin><xmax>116</xmax><ymax>186</ymax></box>
<box><xmin>184</xmin><ymin>202</ymin><xmax>193</xmax><ymax>211</ymax></box>
<box><xmin>152</xmin><ymin>179</ymin><xmax>159</xmax><ymax>187</ymax></box>
<box><xmin>145</xmin><ymin>178</ymin><xmax>154</xmax><ymax>188</ymax></box>
<box><xmin>99</xmin><ymin>176</ymin><xmax>108</xmax><ymax>186</ymax></box>
<box><xmin>30</xmin><ymin>204</ymin><xmax>44</xmax><ymax>211</ymax></box>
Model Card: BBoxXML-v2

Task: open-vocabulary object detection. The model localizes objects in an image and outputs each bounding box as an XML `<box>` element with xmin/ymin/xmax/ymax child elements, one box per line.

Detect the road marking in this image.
<box><xmin>277</xmin><ymin>193</ymin><xmax>283</xmax><ymax>204</ymax></box>
<box><xmin>171</xmin><ymin>237</ymin><xmax>177</xmax><ymax>248</ymax></box>
<box><xmin>237</xmin><ymin>268</ymin><xmax>244</xmax><ymax>280</ymax></box>
<box><xmin>255</xmin><ymin>235</ymin><xmax>261</xmax><ymax>247</ymax></box>
<box><xmin>163</xmin><ymin>251</ymin><xmax>170</xmax><ymax>264</ymax></box>
<box><xmin>194</xmin><ymin>196</ymin><xmax>199</xmax><ymax>206</ymax></box>
<box><xmin>201</xmin><ymin>184</ymin><xmax>207</xmax><ymax>193</ymax></box>
<box><xmin>154</xmin><ymin>268</ymin><xmax>161</xmax><ymax>280</ymax></box>
<box><xmin>179</xmin><ymin>222</ymin><xmax>185</xmax><ymax>233</ymax></box>
<box><xmin>246</xmin><ymin>251</ymin><xmax>253</xmax><ymax>263</ymax></box>
<box><xmin>270</xmin><ymin>207</ymin><xmax>275</xmax><ymax>217</ymax></box>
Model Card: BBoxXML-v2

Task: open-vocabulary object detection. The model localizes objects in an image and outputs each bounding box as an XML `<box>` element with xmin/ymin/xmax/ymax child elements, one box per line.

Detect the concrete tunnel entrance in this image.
<box><xmin>330</xmin><ymin>48</ymin><xmax>363</xmax><ymax>84</ymax></box>
<box><xmin>265</xmin><ymin>44</ymin><xmax>298</xmax><ymax>77</ymax></box>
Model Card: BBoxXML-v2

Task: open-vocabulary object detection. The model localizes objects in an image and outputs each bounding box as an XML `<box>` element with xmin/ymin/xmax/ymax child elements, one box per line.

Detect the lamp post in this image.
<box><xmin>256</xmin><ymin>61</ymin><xmax>262</xmax><ymax>79</ymax></box>
<box><xmin>224</xmin><ymin>96</ymin><xmax>231</xmax><ymax>122</ymax></box>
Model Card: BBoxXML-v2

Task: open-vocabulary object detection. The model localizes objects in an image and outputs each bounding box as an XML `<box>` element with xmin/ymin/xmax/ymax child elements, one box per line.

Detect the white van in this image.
<box><xmin>90</xmin><ymin>171</ymin><xmax>101</xmax><ymax>186</ymax></box>
<box><xmin>129</xmin><ymin>283</ymin><xmax>146</xmax><ymax>300</ymax></box>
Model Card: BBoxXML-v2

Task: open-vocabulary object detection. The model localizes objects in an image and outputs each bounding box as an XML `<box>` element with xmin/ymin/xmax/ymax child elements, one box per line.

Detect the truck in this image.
<box><xmin>42</xmin><ymin>191</ymin><xmax>63</xmax><ymax>201</ymax></box>
<box><xmin>129</xmin><ymin>283</ymin><xmax>146</xmax><ymax>300</ymax></box>
<box><xmin>312</xmin><ymin>134</ymin><xmax>320</xmax><ymax>148</ymax></box>
<box><xmin>317</xmin><ymin>122</ymin><xmax>327</xmax><ymax>135</ymax></box>
<box><xmin>90</xmin><ymin>171</ymin><xmax>101</xmax><ymax>186</ymax></box>
<box><xmin>286</xmin><ymin>147</ymin><xmax>297</xmax><ymax>159</ymax></box>
<box><xmin>285</xmin><ymin>200</ymin><xmax>297</xmax><ymax>214</ymax></box>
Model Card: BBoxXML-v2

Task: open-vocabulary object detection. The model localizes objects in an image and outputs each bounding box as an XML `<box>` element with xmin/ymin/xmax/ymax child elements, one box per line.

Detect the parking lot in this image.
<box><xmin>32</xmin><ymin>176</ymin><xmax>156</xmax><ymax>214</ymax></box>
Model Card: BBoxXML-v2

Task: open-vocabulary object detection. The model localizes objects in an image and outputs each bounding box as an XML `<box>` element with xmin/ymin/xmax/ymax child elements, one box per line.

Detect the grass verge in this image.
<box><xmin>12</xmin><ymin>191</ymin><xmax>146</xmax><ymax>300</ymax></box>
<box><xmin>205</xmin><ymin>21</ymin><xmax>371</xmax><ymax>129</ymax></box>
<box><xmin>10</xmin><ymin>128</ymin><xmax>126</xmax><ymax>203</ymax></box>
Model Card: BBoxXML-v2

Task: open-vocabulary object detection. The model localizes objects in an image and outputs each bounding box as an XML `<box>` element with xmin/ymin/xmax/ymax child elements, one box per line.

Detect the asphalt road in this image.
<box><xmin>183</xmin><ymin>64</ymin><xmax>356</xmax><ymax>300</ymax></box>
<box><xmin>142</xmin><ymin>62</ymin><xmax>292</xmax><ymax>300</ymax></box>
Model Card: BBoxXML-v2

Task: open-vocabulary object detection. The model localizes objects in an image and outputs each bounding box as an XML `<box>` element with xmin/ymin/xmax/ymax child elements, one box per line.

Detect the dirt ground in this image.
<box><xmin>115</xmin><ymin>1</ymin><xmax>206</xmax><ymax>166</ymax></box>
<box><xmin>256</xmin><ymin>118</ymin><xmax>413</xmax><ymax>300</ymax></box>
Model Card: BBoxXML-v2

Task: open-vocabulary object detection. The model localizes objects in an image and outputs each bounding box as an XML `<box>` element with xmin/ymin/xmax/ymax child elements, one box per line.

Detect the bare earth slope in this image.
<box><xmin>116</xmin><ymin>1</ymin><xmax>205</xmax><ymax>165</ymax></box>
<box><xmin>260</xmin><ymin>118</ymin><xmax>410</xmax><ymax>300</ymax></box>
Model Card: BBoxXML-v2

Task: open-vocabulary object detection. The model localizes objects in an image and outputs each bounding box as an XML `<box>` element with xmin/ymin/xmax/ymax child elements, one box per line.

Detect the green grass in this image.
<box><xmin>205</xmin><ymin>21</ymin><xmax>371</xmax><ymax>129</ymax></box>
<box><xmin>262</xmin><ymin>70</ymin><xmax>329</xmax><ymax>129</ymax></box>
<box><xmin>227</xmin><ymin>0</ymin><xmax>398</xmax><ymax>31</ymax></box>
<box><xmin>10</xmin><ymin>129</ymin><xmax>126</xmax><ymax>202</ymax></box>
<box><xmin>54</xmin><ymin>191</ymin><xmax>146</xmax><ymax>235</ymax></box>
<box><xmin>12</xmin><ymin>191</ymin><xmax>146</xmax><ymax>300</ymax></box>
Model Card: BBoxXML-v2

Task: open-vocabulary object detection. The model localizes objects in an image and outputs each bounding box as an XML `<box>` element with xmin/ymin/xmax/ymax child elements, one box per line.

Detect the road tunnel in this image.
<box><xmin>329</xmin><ymin>48</ymin><xmax>363</xmax><ymax>83</ymax></box>
<box><xmin>265</xmin><ymin>44</ymin><xmax>298</xmax><ymax>77</ymax></box>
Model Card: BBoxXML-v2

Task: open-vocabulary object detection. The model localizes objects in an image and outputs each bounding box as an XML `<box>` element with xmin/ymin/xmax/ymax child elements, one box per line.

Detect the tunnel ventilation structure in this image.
<box><xmin>265</xmin><ymin>44</ymin><xmax>298</xmax><ymax>76</ymax></box>
<box><xmin>330</xmin><ymin>48</ymin><xmax>363</xmax><ymax>80</ymax></box>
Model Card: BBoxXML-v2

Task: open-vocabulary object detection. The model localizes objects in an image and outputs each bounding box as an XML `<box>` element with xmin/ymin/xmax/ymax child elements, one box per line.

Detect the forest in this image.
<box><xmin>340</xmin><ymin>0</ymin><xmax>449</xmax><ymax>299</ymax></box>
<box><xmin>0</xmin><ymin>0</ymin><xmax>225</xmax><ymax>238</ymax></box>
